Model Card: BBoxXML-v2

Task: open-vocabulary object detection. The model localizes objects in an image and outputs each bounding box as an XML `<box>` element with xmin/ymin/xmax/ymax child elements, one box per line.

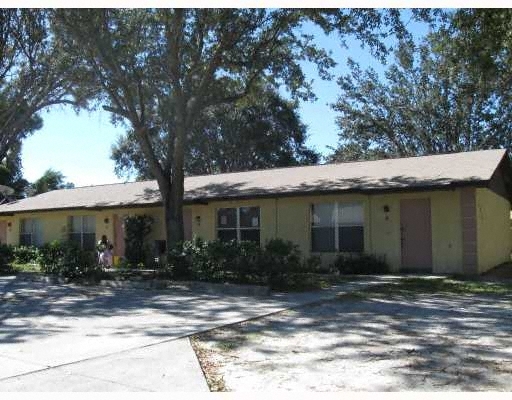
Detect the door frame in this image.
<box><xmin>0</xmin><ymin>220</ymin><xmax>7</xmax><ymax>245</ymax></box>
<box><xmin>400</xmin><ymin>198</ymin><xmax>433</xmax><ymax>272</ymax></box>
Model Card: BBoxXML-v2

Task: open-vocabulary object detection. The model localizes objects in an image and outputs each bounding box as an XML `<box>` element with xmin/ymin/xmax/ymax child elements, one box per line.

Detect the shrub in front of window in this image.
<box><xmin>230</xmin><ymin>240</ymin><xmax>263</xmax><ymax>281</ymax></box>
<box><xmin>38</xmin><ymin>240</ymin><xmax>65</xmax><ymax>273</ymax></box>
<box><xmin>123</xmin><ymin>215</ymin><xmax>154</xmax><ymax>267</ymax></box>
<box><xmin>261</xmin><ymin>238</ymin><xmax>303</xmax><ymax>273</ymax></box>
<box><xmin>0</xmin><ymin>244</ymin><xmax>14</xmax><ymax>273</ymax></box>
<box><xmin>166</xmin><ymin>237</ymin><xmax>264</xmax><ymax>283</ymax></box>
<box><xmin>189</xmin><ymin>238</ymin><xmax>230</xmax><ymax>281</ymax></box>
<box><xmin>333</xmin><ymin>253</ymin><xmax>389</xmax><ymax>275</ymax></box>
<box><xmin>262</xmin><ymin>242</ymin><xmax>339</xmax><ymax>290</ymax></box>
<box><xmin>166</xmin><ymin>237</ymin><xmax>314</xmax><ymax>285</ymax></box>
<box><xmin>13</xmin><ymin>245</ymin><xmax>39</xmax><ymax>264</ymax></box>
<box><xmin>38</xmin><ymin>240</ymin><xmax>101</xmax><ymax>279</ymax></box>
<box><xmin>303</xmin><ymin>255</ymin><xmax>333</xmax><ymax>274</ymax></box>
<box><xmin>166</xmin><ymin>236</ymin><xmax>346</xmax><ymax>289</ymax></box>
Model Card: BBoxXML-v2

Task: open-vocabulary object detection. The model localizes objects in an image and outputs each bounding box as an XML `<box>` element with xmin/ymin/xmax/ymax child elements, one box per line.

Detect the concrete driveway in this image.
<box><xmin>0</xmin><ymin>276</ymin><xmax>378</xmax><ymax>391</ymax></box>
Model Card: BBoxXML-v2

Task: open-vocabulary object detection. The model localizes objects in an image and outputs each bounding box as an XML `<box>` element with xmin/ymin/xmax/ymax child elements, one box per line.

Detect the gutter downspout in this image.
<box><xmin>368</xmin><ymin>194</ymin><xmax>373</xmax><ymax>254</ymax></box>
<box><xmin>274</xmin><ymin>198</ymin><xmax>279</xmax><ymax>239</ymax></box>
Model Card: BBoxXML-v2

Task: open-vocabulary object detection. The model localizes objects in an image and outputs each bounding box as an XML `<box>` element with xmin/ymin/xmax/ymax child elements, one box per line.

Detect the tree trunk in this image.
<box><xmin>165</xmin><ymin>166</ymin><xmax>184</xmax><ymax>249</ymax></box>
<box><xmin>163</xmin><ymin>121</ymin><xmax>186</xmax><ymax>253</ymax></box>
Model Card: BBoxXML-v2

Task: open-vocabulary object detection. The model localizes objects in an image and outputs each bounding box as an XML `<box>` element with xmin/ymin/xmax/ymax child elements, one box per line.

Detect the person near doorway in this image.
<box><xmin>97</xmin><ymin>235</ymin><xmax>114</xmax><ymax>268</ymax></box>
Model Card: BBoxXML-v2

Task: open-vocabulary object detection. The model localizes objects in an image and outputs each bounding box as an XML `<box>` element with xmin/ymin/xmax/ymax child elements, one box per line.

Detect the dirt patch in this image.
<box><xmin>192</xmin><ymin>291</ymin><xmax>512</xmax><ymax>391</ymax></box>
<box><xmin>190</xmin><ymin>336</ymin><xmax>228</xmax><ymax>391</ymax></box>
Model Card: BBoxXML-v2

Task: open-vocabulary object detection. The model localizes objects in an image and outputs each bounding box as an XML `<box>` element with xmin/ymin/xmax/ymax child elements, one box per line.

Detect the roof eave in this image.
<box><xmin>183</xmin><ymin>179</ymin><xmax>490</xmax><ymax>204</ymax></box>
<box><xmin>0</xmin><ymin>179</ymin><xmax>492</xmax><ymax>216</ymax></box>
<box><xmin>0</xmin><ymin>201</ymin><xmax>163</xmax><ymax>216</ymax></box>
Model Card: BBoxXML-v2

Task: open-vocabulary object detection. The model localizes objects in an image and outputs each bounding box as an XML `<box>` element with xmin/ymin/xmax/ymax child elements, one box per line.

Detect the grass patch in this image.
<box><xmin>11</xmin><ymin>263</ymin><xmax>41</xmax><ymax>273</ymax></box>
<box><xmin>0</xmin><ymin>263</ymin><xmax>42</xmax><ymax>274</ymax></box>
<box><xmin>216</xmin><ymin>339</ymin><xmax>246</xmax><ymax>352</ymax></box>
<box><xmin>213</xmin><ymin>330</ymin><xmax>263</xmax><ymax>352</ymax></box>
<box><xmin>393</xmin><ymin>277</ymin><xmax>512</xmax><ymax>295</ymax></box>
<box><xmin>340</xmin><ymin>277</ymin><xmax>512</xmax><ymax>299</ymax></box>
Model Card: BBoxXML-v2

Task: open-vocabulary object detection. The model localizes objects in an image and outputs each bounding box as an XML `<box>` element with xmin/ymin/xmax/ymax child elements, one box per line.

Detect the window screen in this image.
<box><xmin>217</xmin><ymin>207</ymin><xmax>260</xmax><ymax>244</ymax></box>
<box><xmin>69</xmin><ymin>216</ymin><xmax>96</xmax><ymax>250</ymax></box>
<box><xmin>19</xmin><ymin>218</ymin><xmax>42</xmax><ymax>247</ymax></box>
<box><xmin>311</xmin><ymin>204</ymin><xmax>335</xmax><ymax>252</ymax></box>
<box><xmin>311</xmin><ymin>203</ymin><xmax>364</xmax><ymax>253</ymax></box>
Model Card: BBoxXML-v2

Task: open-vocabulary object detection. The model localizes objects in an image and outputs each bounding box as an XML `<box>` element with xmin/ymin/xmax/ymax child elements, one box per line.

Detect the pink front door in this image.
<box><xmin>183</xmin><ymin>209</ymin><xmax>192</xmax><ymax>241</ymax></box>
<box><xmin>0</xmin><ymin>221</ymin><xmax>7</xmax><ymax>244</ymax></box>
<box><xmin>400</xmin><ymin>199</ymin><xmax>433</xmax><ymax>272</ymax></box>
<box><xmin>113</xmin><ymin>214</ymin><xmax>125</xmax><ymax>257</ymax></box>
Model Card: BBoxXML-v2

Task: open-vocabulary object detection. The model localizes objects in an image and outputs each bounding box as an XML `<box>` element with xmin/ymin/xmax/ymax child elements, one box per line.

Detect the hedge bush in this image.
<box><xmin>0</xmin><ymin>243</ymin><xmax>14</xmax><ymax>274</ymax></box>
<box><xmin>38</xmin><ymin>240</ymin><xmax>102</xmax><ymax>280</ymax></box>
<box><xmin>123</xmin><ymin>214</ymin><xmax>153</xmax><ymax>267</ymax></box>
<box><xmin>13</xmin><ymin>245</ymin><xmax>39</xmax><ymax>264</ymax></box>
<box><xmin>332</xmin><ymin>253</ymin><xmax>389</xmax><ymax>275</ymax></box>
<box><xmin>166</xmin><ymin>237</ymin><xmax>321</xmax><ymax>286</ymax></box>
<box><xmin>167</xmin><ymin>237</ymin><xmax>264</xmax><ymax>283</ymax></box>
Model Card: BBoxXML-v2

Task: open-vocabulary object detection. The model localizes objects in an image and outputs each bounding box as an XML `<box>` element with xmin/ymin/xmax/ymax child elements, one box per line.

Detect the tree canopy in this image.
<box><xmin>449</xmin><ymin>9</ymin><xmax>512</xmax><ymax>84</ymax></box>
<box><xmin>54</xmin><ymin>8</ymin><xmax>415</xmax><ymax>248</ymax></box>
<box><xmin>0</xmin><ymin>9</ymin><xmax>82</xmax><ymax>163</ymax></box>
<box><xmin>29</xmin><ymin>168</ymin><xmax>74</xmax><ymax>196</ymax></box>
<box><xmin>329</xmin><ymin>13</ymin><xmax>512</xmax><ymax>162</ymax></box>
<box><xmin>0</xmin><ymin>139</ymin><xmax>29</xmax><ymax>202</ymax></box>
<box><xmin>111</xmin><ymin>86</ymin><xmax>319</xmax><ymax>180</ymax></box>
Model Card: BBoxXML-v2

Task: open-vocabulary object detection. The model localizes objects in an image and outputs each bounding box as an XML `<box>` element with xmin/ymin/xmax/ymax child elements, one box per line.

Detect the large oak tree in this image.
<box><xmin>0</xmin><ymin>9</ymin><xmax>81</xmax><ymax>164</ymax></box>
<box><xmin>53</xmin><ymin>8</ymin><xmax>416</xmax><ymax>250</ymax></box>
<box><xmin>330</xmin><ymin>26</ymin><xmax>512</xmax><ymax>162</ymax></box>
<box><xmin>111</xmin><ymin>86</ymin><xmax>320</xmax><ymax>179</ymax></box>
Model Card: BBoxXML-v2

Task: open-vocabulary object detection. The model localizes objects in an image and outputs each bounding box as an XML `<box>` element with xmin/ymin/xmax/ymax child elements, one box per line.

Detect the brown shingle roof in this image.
<box><xmin>0</xmin><ymin>149</ymin><xmax>507</xmax><ymax>215</ymax></box>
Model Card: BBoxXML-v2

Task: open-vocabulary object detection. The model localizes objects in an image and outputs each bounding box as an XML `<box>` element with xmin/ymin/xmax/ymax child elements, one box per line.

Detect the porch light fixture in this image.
<box><xmin>104</xmin><ymin>217</ymin><xmax>110</xmax><ymax>224</ymax></box>
<box><xmin>7</xmin><ymin>222</ymin><xmax>11</xmax><ymax>227</ymax></box>
<box><xmin>195</xmin><ymin>215</ymin><xmax>201</xmax><ymax>226</ymax></box>
<box><xmin>383</xmin><ymin>205</ymin><xmax>390</xmax><ymax>221</ymax></box>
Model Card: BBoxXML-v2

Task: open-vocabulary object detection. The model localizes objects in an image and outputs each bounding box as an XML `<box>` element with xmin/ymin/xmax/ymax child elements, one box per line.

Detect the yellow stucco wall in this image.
<box><xmin>0</xmin><ymin>206</ymin><xmax>166</xmax><ymax>248</ymax></box>
<box><xmin>0</xmin><ymin>210</ymin><xmax>104</xmax><ymax>246</ymax></box>
<box><xmin>476</xmin><ymin>188</ymin><xmax>512</xmax><ymax>273</ymax></box>
<box><xmin>188</xmin><ymin>189</ymin><xmax>464</xmax><ymax>273</ymax></box>
<box><xmin>368</xmin><ymin>190</ymin><xmax>463</xmax><ymax>273</ymax></box>
<box><xmin>2</xmin><ymin>187</ymin><xmax>509</xmax><ymax>275</ymax></box>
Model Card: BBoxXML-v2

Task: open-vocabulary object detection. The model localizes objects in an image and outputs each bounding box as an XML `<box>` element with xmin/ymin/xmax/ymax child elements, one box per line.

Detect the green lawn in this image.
<box><xmin>340</xmin><ymin>277</ymin><xmax>512</xmax><ymax>299</ymax></box>
<box><xmin>10</xmin><ymin>263</ymin><xmax>42</xmax><ymax>273</ymax></box>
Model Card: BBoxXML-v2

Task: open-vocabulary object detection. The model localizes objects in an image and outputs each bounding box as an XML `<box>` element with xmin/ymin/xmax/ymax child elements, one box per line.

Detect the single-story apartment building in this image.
<box><xmin>0</xmin><ymin>148</ymin><xmax>510</xmax><ymax>275</ymax></box>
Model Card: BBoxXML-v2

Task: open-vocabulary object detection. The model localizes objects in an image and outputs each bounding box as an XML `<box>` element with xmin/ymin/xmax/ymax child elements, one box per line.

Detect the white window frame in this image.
<box><xmin>311</xmin><ymin>202</ymin><xmax>364</xmax><ymax>253</ymax></box>
<box><xmin>19</xmin><ymin>218</ymin><xmax>42</xmax><ymax>247</ymax></box>
<box><xmin>69</xmin><ymin>215</ymin><xmax>96</xmax><ymax>250</ymax></box>
<box><xmin>216</xmin><ymin>206</ymin><xmax>260</xmax><ymax>243</ymax></box>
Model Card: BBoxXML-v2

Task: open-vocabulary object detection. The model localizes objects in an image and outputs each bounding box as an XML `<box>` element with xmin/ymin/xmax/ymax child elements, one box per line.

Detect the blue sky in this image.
<box><xmin>21</xmin><ymin>13</ymin><xmax>429</xmax><ymax>187</ymax></box>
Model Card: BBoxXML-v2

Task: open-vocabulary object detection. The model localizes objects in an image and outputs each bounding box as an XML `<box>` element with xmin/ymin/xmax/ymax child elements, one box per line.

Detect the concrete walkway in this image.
<box><xmin>0</xmin><ymin>275</ymin><xmax>386</xmax><ymax>391</ymax></box>
<box><xmin>0</xmin><ymin>338</ymin><xmax>207</xmax><ymax>391</ymax></box>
